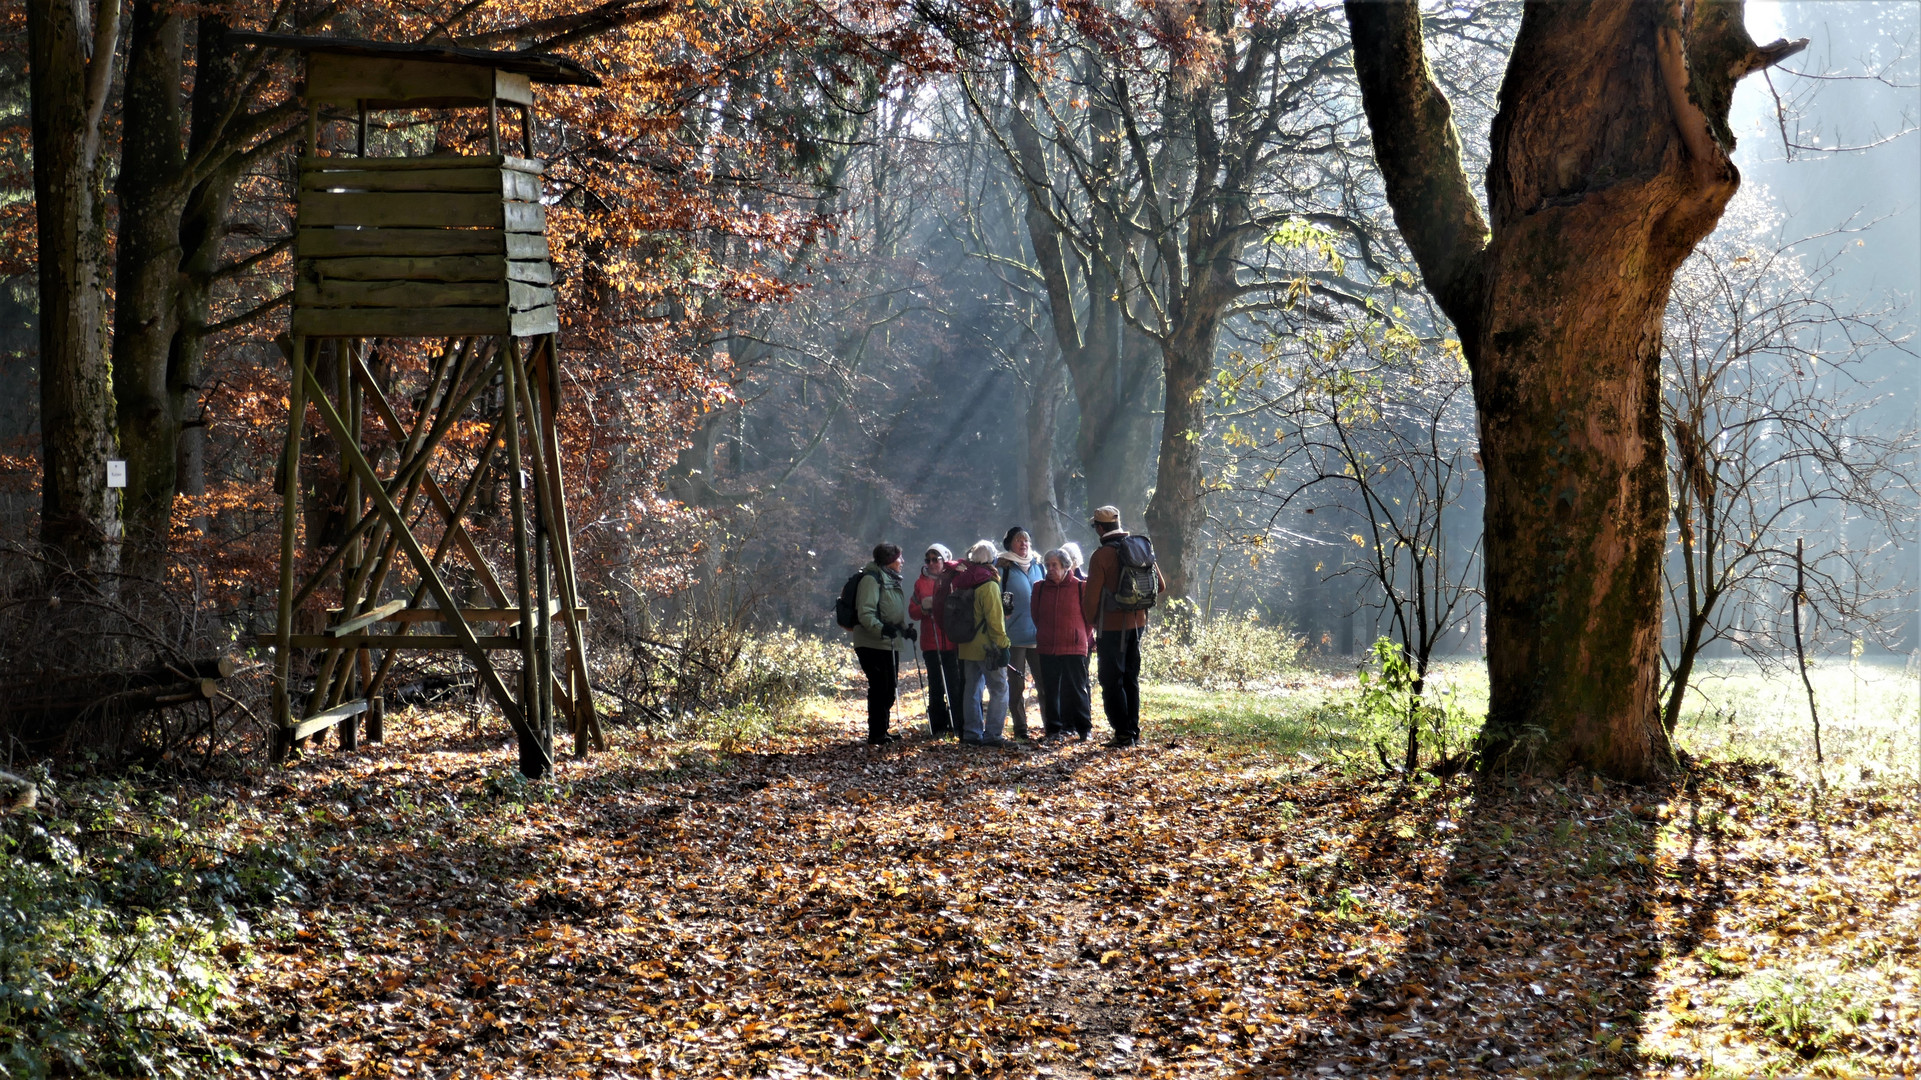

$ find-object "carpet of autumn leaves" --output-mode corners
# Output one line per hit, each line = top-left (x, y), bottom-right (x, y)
(204, 698), (1921, 1079)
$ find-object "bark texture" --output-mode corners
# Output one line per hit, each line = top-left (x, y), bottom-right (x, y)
(112, 0), (188, 569)
(29, 0), (123, 577)
(1345, 0), (1805, 777)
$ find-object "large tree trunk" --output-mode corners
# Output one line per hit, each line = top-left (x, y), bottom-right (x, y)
(1144, 313), (1223, 603)
(1022, 348), (1065, 551)
(1070, 325), (1158, 531)
(1346, 0), (1804, 778)
(29, 0), (123, 578)
(112, 0), (188, 576)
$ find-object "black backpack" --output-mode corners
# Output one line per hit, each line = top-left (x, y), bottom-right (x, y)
(939, 584), (984, 645)
(1105, 535), (1159, 612)
(834, 568), (880, 631)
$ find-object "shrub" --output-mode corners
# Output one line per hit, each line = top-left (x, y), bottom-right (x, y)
(1142, 607), (1305, 690)
(599, 616), (847, 745)
(0, 771), (302, 1078)
(722, 627), (844, 714)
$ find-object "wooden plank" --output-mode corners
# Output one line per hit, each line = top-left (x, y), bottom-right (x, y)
(506, 233), (549, 261)
(506, 260), (553, 284)
(257, 634), (523, 650)
(323, 606), (587, 623)
(494, 70), (533, 107)
(508, 280), (553, 311)
(298, 227), (508, 259)
(300, 254), (510, 282)
(296, 278), (508, 309)
(293, 306), (510, 338)
(303, 153), (519, 172)
(511, 306), (559, 337)
(298, 191), (506, 229)
(301, 168), (537, 200)
(308, 54), (495, 108)
(290, 698), (371, 743)
(326, 599), (408, 637)
(502, 201), (545, 233)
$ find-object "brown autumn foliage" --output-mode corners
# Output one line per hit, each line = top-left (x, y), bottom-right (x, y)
(0, 0), (944, 609)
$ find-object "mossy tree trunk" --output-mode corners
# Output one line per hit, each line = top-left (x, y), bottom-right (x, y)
(29, 0), (124, 580)
(1345, 0), (1805, 778)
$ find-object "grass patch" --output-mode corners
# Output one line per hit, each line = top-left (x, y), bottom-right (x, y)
(1672, 657), (1921, 783)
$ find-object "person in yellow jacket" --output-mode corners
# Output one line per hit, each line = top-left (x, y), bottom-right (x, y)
(953, 539), (1012, 747)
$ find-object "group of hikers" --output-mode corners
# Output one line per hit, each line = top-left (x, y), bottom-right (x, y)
(836, 505), (1166, 749)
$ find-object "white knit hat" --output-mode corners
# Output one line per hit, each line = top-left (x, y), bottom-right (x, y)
(965, 539), (998, 564)
(925, 542), (953, 561)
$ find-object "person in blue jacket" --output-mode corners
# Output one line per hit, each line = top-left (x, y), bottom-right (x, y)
(996, 526), (1045, 742)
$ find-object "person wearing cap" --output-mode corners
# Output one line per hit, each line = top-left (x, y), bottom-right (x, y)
(912, 544), (964, 737)
(953, 539), (1013, 747)
(996, 526), (1045, 742)
(1080, 506), (1165, 747)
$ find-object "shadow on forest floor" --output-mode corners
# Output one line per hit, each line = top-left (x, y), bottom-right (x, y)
(209, 697), (1920, 1079)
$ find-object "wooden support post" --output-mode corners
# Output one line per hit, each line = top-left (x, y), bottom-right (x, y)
(272, 336), (309, 751)
(509, 340), (556, 750)
(368, 695), (385, 743)
(501, 337), (549, 769)
(514, 336), (589, 750)
(532, 337), (603, 751)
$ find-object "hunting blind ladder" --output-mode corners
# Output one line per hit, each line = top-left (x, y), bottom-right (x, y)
(240, 33), (604, 777)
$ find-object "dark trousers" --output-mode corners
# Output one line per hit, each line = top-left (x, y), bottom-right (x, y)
(1038, 652), (1092, 737)
(924, 648), (961, 734)
(855, 646), (898, 742)
(1096, 628), (1143, 742)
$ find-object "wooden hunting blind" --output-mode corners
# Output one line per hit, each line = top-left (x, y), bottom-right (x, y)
(239, 33), (604, 777)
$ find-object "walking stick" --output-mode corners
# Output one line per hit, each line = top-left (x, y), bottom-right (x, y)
(914, 645), (927, 733)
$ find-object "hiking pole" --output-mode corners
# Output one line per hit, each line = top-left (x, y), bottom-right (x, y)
(914, 646), (927, 734)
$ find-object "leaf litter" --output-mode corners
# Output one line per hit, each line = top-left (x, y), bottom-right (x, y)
(210, 705), (1921, 1078)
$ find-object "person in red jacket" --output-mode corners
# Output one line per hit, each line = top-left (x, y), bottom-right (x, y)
(911, 544), (964, 737)
(1080, 505), (1166, 747)
(1032, 548), (1095, 741)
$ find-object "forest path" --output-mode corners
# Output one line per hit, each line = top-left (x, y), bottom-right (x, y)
(213, 703), (1921, 1078)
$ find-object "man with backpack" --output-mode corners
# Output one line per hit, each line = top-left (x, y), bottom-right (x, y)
(1080, 506), (1165, 748)
(837, 543), (915, 746)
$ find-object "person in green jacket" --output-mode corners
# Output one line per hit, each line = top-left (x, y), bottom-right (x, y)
(953, 539), (1012, 747)
(850, 543), (913, 745)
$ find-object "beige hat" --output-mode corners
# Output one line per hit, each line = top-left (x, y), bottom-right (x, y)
(1090, 505), (1122, 529)
(965, 539), (998, 564)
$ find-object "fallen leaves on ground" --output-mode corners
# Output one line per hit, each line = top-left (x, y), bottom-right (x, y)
(208, 706), (1921, 1078)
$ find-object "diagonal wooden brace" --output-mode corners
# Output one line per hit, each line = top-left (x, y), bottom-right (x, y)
(294, 351), (544, 762)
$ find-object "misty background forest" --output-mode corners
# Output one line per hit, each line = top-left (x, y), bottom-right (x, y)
(3, 0), (1921, 1077)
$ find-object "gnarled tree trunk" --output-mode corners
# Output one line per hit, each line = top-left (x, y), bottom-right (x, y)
(1345, 0), (1804, 777)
